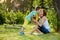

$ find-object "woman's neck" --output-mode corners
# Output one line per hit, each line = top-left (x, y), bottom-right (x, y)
(40, 16), (43, 18)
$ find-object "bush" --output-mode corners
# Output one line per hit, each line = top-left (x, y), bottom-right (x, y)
(0, 3), (7, 24)
(47, 8), (57, 32)
(15, 11), (24, 24)
(0, 13), (5, 24)
(1, 10), (24, 24)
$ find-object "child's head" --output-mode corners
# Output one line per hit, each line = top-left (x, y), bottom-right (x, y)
(36, 7), (40, 13)
(39, 8), (46, 18)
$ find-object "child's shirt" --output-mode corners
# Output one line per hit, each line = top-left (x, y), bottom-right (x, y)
(26, 10), (37, 21)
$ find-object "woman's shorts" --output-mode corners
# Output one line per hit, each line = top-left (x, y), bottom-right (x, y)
(38, 25), (50, 34)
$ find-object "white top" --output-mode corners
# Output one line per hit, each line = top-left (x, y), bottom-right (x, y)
(39, 17), (50, 32)
(43, 19), (50, 32)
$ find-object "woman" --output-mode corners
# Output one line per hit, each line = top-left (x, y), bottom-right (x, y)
(29, 8), (51, 34)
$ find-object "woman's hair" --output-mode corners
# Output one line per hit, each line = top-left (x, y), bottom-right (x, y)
(43, 9), (46, 16)
(40, 6), (46, 16)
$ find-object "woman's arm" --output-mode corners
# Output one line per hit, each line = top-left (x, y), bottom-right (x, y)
(33, 17), (46, 27)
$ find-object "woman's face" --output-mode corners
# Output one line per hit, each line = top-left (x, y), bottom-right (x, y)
(39, 9), (44, 18)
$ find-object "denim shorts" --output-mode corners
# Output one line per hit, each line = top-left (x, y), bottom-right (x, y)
(38, 25), (50, 34)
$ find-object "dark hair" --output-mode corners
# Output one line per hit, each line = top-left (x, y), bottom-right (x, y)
(43, 9), (46, 16)
(36, 7), (40, 11)
(40, 6), (48, 10)
(41, 6), (45, 9)
(40, 6), (46, 16)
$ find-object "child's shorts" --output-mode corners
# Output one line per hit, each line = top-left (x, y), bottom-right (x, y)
(38, 25), (50, 34)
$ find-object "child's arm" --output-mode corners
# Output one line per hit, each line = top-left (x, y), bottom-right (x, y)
(31, 15), (36, 22)
(33, 17), (46, 27)
(36, 14), (39, 21)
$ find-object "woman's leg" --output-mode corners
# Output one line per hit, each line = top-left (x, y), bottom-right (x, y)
(29, 25), (38, 34)
(29, 25), (43, 34)
(36, 28), (44, 34)
(38, 25), (50, 34)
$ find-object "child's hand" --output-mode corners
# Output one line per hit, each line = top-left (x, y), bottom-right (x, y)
(33, 19), (36, 22)
(32, 19), (37, 23)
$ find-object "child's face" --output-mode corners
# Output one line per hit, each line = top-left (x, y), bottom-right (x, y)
(37, 9), (40, 13)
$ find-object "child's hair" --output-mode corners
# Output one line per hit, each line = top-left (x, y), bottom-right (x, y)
(36, 7), (40, 11)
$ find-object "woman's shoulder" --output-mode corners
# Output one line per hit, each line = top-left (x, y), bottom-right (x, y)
(40, 16), (47, 22)
(42, 16), (47, 19)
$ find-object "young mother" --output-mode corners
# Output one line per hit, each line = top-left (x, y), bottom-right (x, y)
(30, 8), (51, 34)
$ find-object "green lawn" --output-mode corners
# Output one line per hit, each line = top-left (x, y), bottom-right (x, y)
(0, 24), (60, 40)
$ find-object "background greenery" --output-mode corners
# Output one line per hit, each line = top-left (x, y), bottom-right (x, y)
(0, 4), (57, 32)
(0, 0), (59, 40)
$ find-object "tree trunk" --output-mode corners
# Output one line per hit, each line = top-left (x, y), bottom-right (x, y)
(53, 0), (60, 32)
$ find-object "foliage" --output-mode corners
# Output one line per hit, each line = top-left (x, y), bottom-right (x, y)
(0, 0), (57, 31)
(33, 0), (40, 8)
(4, 10), (24, 24)
(0, 13), (5, 24)
(15, 11), (24, 24)
(47, 8), (57, 31)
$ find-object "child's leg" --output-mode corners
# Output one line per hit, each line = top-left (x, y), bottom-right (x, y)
(23, 18), (29, 28)
(20, 18), (29, 35)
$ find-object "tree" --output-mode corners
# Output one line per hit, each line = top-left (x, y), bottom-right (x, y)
(53, 0), (60, 32)
(19, 0), (34, 13)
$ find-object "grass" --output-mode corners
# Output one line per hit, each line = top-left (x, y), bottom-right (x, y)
(0, 24), (60, 40)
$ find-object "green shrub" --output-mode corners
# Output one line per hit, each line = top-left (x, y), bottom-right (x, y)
(0, 13), (5, 24)
(0, 3), (7, 24)
(47, 8), (57, 32)
(15, 11), (24, 24)
(2, 10), (24, 24)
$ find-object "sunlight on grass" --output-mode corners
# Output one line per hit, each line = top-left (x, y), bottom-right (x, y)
(0, 24), (60, 40)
